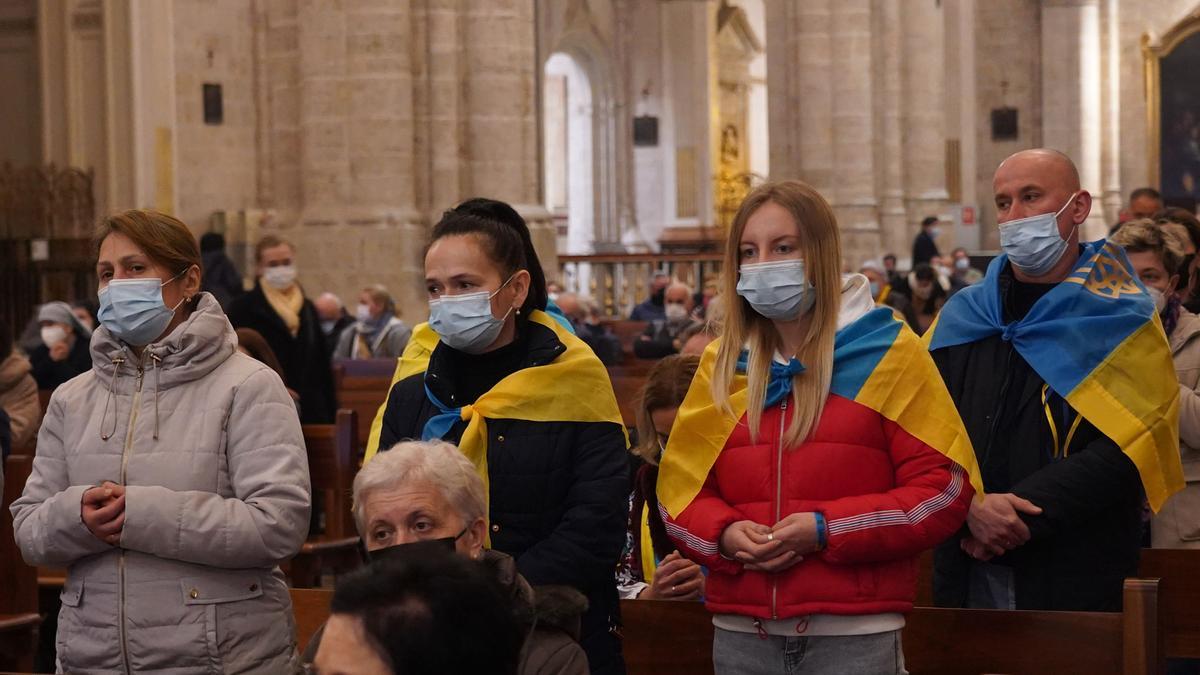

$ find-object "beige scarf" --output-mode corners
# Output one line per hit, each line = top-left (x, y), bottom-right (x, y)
(262, 282), (303, 336)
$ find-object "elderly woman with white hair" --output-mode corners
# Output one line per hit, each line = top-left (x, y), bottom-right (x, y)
(305, 440), (589, 675)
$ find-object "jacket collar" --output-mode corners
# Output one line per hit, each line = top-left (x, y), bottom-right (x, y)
(425, 319), (566, 404)
(1171, 307), (1200, 355)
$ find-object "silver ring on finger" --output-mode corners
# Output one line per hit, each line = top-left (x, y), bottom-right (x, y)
(766, 532), (774, 542)
(671, 585), (677, 594)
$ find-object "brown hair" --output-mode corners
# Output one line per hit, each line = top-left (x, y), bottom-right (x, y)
(93, 209), (202, 280)
(362, 284), (397, 317)
(1110, 218), (1186, 276)
(633, 354), (701, 464)
(254, 234), (294, 263)
(713, 180), (842, 448)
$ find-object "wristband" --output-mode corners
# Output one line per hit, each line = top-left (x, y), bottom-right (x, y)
(814, 512), (827, 550)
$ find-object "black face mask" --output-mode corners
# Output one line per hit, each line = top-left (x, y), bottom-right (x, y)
(365, 526), (468, 564)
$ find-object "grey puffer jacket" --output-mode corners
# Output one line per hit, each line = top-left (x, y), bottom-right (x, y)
(11, 293), (311, 674)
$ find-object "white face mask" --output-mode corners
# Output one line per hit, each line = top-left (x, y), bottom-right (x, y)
(262, 265), (297, 290)
(355, 303), (373, 324)
(665, 303), (689, 322)
(1148, 287), (1168, 313)
(41, 325), (67, 348)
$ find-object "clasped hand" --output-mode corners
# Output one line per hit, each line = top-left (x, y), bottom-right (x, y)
(81, 481), (126, 546)
(719, 513), (819, 574)
(960, 492), (1042, 561)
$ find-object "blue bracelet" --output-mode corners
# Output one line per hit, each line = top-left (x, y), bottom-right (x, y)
(814, 512), (827, 550)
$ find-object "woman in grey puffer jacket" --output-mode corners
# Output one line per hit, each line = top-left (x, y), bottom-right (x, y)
(11, 209), (312, 674)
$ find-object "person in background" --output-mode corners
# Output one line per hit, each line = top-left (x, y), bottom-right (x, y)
(314, 548), (526, 675)
(1110, 187), (1165, 234)
(366, 198), (629, 674)
(912, 215), (942, 268)
(199, 232), (245, 309)
(1156, 208), (1200, 312)
(1109, 220), (1200, 550)
(11, 208), (311, 673)
(555, 293), (621, 366)
(633, 282), (699, 360)
(314, 291), (356, 345)
(0, 328), (40, 451)
(902, 263), (948, 336)
(227, 234), (336, 423)
(660, 180), (974, 674)
(70, 300), (98, 333)
(859, 260), (909, 315)
(616, 355), (705, 601)
(335, 285), (412, 360)
(630, 272), (671, 322)
(950, 247), (984, 287)
(928, 149), (1180, 612)
(235, 327), (301, 405)
(882, 253), (904, 290)
(306, 440), (589, 674)
(677, 297), (722, 357)
(28, 301), (93, 390)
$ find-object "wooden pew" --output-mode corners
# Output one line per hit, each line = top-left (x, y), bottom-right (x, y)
(290, 588), (333, 656)
(1, 455), (41, 672)
(332, 359), (396, 457)
(606, 363), (654, 429)
(904, 578), (1159, 675)
(619, 579), (1160, 675)
(289, 409), (363, 588)
(1138, 548), (1200, 663)
(601, 320), (649, 365)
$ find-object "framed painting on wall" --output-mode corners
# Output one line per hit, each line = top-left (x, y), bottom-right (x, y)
(1144, 11), (1200, 211)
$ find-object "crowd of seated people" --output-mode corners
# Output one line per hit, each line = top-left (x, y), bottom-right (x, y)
(2, 150), (1199, 675)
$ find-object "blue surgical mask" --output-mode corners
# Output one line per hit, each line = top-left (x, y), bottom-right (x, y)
(999, 193), (1078, 277)
(736, 260), (814, 320)
(429, 276), (515, 354)
(97, 270), (189, 346)
(869, 281), (881, 298)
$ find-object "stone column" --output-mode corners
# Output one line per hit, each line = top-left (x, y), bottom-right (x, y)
(1041, 0), (1106, 239)
(877, 0), (907, 258)
(766, 0), (834, 192)
(1100, 0), (1122, 225)
(901, 0), (948, 244)
(830, 0), (880, 264)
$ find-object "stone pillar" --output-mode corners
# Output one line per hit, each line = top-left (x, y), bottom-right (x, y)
(766, 0), (834, 192)
(1100, 0), (1122, 225)
(1041, 0), (1106, 239)
(830, 0), (879, 264)
(877, 0), (907, 259)
(901, 0), (948, 244)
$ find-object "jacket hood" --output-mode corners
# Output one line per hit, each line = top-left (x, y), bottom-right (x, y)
(0, 351), (32, 390)
(482, 549), (586, 640)
(838, 273), (878, 330)
(91, 292), (236, 390)
(1171, 308), (1200, 355)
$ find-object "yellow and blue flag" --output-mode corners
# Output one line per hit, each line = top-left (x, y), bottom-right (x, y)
(925, 240), (1183, 511)
(658, 307), (982, 518)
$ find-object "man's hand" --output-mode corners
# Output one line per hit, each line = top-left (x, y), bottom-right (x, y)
(640, 551), (705, 601)
(966, 493), (1042, 557)
(81, 481), (126, 546)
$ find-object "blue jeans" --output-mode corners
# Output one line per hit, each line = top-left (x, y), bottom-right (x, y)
(712, 628), (907, 675)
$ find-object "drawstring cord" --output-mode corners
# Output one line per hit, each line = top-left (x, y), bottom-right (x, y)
(99, 355), (126, 441)
(151, 354), (162, 440)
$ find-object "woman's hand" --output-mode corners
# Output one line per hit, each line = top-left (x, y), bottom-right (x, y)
(768, 512), (819, 556)
(640, 551), (705, 601)
(720, 520), (797, 571)
(81, 481), (126, 546)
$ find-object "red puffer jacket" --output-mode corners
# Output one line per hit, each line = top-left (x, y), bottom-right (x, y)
(662, 393), (972, 620)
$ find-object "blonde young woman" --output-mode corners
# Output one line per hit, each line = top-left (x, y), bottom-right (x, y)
(657, 181), (977, 674)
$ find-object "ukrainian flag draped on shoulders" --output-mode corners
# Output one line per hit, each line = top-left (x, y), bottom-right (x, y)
(925, 240), (1183, 511)
(363, 310), (626, 509)
(657, 305), (984, 519)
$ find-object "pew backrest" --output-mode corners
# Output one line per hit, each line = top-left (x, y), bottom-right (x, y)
(1138, 547), (1200, 660)
(290, 588), (333, 656)
(301, 409), (359, 538)
(0, 455), (36, 614)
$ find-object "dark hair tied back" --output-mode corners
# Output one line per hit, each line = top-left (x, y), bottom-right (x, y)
(431, 198), (549, 317)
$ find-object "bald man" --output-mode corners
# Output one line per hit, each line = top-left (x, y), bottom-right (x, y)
(927, 149), (1149, 613)
(633, 282), (697, 359)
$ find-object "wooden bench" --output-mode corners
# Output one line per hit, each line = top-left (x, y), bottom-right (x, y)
(606, 363), (654, 429)
(618, 579), (1160, 675)
(290, 588), (333, 656)
(1138, 548), (1200, 664)
(1, 455), (40, 672)
(600, 320), (649, 365)
(332, 359), (395, 457)
(289, 409), (363, 588)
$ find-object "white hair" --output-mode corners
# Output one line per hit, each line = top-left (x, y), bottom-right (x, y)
(352, 440), (487, 535)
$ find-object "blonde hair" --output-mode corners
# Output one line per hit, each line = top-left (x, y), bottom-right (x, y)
(712, 180), (842, 448)
(1110, 218), (1186, 276)
(633, 355), (701, 464)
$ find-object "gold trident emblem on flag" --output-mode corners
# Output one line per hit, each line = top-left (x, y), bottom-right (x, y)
(1084, 245), (1142, 299)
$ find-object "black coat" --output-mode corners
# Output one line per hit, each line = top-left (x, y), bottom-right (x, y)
(29, 334), (92, 390)
(929, 267), (1143, 612)
(201, 251), (245, 309)
(912, 230), (941, 267)
(226, 282), (336, 424)
(377, 321), (629, 675)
